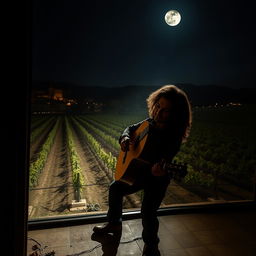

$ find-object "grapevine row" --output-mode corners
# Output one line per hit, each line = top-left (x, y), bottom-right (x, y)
(65, 116), (85, 200)
(78, 115), (121, 139)
(30, 115), (53, 131)
(29, 117), (61, 187)
(86, 113), (145, 130)
(71, 116), (117, 176)
(75, 116), (120, 154)
(30, 116), (55, 144)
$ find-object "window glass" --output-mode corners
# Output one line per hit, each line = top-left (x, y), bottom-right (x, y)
(28, 100), (255, 220)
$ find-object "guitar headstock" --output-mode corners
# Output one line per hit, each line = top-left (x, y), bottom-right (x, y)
(163, 160), (188, 181)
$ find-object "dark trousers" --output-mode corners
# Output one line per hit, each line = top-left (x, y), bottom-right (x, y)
(107, 175), (170, 245)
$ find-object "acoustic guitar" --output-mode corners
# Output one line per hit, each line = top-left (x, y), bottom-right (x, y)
(115, 120), (187, 185)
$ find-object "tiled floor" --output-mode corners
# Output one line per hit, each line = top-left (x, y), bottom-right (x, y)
(27, 209), (256, 256)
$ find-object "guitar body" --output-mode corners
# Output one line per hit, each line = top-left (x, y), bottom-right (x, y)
(115, 120), (150, 185)
(115, 120), (188, 186)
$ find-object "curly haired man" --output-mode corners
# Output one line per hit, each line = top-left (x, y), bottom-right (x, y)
(93, 85), (192, 256)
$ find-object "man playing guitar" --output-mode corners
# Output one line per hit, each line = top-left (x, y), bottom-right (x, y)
(93, 85), (192, 256)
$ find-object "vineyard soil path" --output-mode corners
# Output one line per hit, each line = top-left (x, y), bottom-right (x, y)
(71, 120), (142, 211)
(29, 120), (73, 218)
(70, 123), (111, 210)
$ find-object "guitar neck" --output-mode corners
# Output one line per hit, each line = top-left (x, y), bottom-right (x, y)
(137, 158), (184, 171)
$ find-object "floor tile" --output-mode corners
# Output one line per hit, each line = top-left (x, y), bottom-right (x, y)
(160, 215), (189, 234)
(159, 234), (182, 250)
(185, 246), (214, 256)
(161, 248), (189, 256)
(192, 230), (223, 245)
(172, 231), (203, 248)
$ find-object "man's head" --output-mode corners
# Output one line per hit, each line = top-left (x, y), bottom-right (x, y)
(146, 85), (192, 141)
(151, 96), (172, 124)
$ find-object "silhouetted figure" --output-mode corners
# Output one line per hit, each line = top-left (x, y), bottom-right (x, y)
(93, 85), (192, 256)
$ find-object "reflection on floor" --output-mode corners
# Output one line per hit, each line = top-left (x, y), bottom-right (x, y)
(27, 209), (256, 256)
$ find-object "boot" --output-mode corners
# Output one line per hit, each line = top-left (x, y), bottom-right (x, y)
(93, 222), (122, 234)
(142, 243), (161, 256)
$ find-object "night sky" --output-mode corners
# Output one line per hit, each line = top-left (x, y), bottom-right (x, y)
(31, 0), (256, 88)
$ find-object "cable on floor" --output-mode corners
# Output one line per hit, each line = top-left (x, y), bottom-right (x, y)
(28, 236), (143, 256)
(67, 236), (143, 256)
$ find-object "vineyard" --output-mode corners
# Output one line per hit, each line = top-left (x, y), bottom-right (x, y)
(28, 105), (256, 219)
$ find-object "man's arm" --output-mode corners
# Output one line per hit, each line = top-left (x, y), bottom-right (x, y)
(119, 119), (150, 151)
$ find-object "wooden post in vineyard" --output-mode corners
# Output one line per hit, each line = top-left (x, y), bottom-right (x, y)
(74, 173), (81, 202)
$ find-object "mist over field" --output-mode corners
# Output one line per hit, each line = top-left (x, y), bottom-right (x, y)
(31, 83), (256, 115)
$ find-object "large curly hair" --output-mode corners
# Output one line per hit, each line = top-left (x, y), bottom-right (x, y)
(146, 85), (192, 142)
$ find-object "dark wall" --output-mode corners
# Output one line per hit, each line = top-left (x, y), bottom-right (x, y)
(7, 71), (29, 255)
(7, 2), (31, 255)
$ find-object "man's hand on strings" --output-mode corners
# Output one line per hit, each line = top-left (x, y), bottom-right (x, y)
(151, 161), (166, 176)
(120, 136), (130, 152)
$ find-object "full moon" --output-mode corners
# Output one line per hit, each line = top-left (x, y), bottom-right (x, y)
(165, 10), (181, 26)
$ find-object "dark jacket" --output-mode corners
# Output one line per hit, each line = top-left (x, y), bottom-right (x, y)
(119, 118), (182, 165)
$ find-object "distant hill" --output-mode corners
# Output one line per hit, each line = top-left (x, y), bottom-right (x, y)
(31, 81), (256, 113)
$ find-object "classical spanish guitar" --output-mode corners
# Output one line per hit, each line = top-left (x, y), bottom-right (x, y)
(115, 120), (188, 185)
